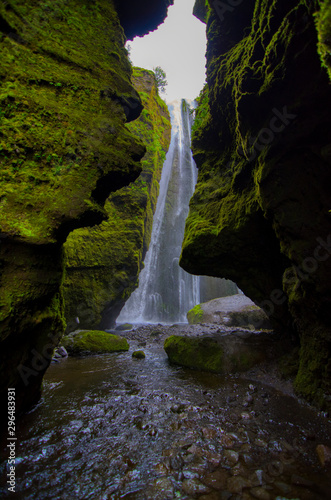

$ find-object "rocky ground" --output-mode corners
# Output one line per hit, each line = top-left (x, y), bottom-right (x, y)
(113, 323), (294, 397)
(10, 322), (330, 500)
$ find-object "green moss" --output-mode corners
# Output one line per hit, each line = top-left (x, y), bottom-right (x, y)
(315, 0), (331, 80)
(181, 0), (331, 408)
(187, 304), (204, 324)
(0, 1), (147, 415)
(63, 67), (171, 329)
(62, 330), (129, 355)
(0, 0), (144, 244)
(294, 333), (331, 409)
(164, 335), (224, 372)
(132, 350), (146, 359)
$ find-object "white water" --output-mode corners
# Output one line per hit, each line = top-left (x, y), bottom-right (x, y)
(118, 99), (237, 324)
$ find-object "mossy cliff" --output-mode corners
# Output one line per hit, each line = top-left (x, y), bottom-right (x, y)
(63, 68), (171, 331)
(0, 1), (169, 417)
(181, 0), (331, 408)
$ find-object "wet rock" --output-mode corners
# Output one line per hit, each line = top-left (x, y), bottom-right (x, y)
(57, 346), (68, 357)
(249, 470), (265, 487)
(182, 478), (212, 496)
(250, 486), (270, 500)
(316, 444), (331, 467)
(220, 433), (239, 449)
(267, 461), (284, 477)
(187, 295), (271, 329)
(241, 412), (252, 421)
(227, 475), (251, 494)
(115, 323), (133, 331)
(224, 449), (239, 466)
(274, 481), (292, 495)
(182, 469), (199, 480)
(202, 427), (218, 439)
(291, 474), (314, 487)
(146, 477), (175, 500)
(200, 493), (225, 500)
(254, 438), (268, 448)
(132, 350), (146, 359)
(164, 330), (278, 374)
(170, 454), (184, 471)
(62, 330), (129, 355)
(202, 468), (228, 490)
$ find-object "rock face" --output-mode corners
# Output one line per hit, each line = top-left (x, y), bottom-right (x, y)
(181, 1), (331, 408)
(63, 68), (171, 331)
(0, 1), (169, 417)
(187, 294), (271, 329)
(115, 0), (173, 40)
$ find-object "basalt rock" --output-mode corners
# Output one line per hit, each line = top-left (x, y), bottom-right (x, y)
(164, 330), (282, 374)
(114, 0), (173, 40)
(187, 294), (271, 330)
(181, 0), (331, 409)
(63, 68), (171, 331)
(63, 330), (129, 356)
(0, 1), (169, 418)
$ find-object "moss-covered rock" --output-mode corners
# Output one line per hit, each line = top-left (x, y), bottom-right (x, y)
(63, 330), (129, 355)
(187, 294), (271, 329)
(0, 1), (170, 417)
(182, 0), (331, 409)
(165, 336), (224, 372)
(187, 304), (204, 324)
(132, 350), (146, 359)
(164, 330), (280, 374)
(63, 68), (171, 331)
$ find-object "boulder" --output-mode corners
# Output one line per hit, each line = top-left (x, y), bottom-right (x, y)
(187, 294), (271, 329)
(62, 330), (129, 356)
(164, 329), (281, 374)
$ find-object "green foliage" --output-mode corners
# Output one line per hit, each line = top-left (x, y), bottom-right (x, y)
(153, 66), (168, 93)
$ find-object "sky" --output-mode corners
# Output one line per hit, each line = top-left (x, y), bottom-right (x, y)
(127, 0), (207, 103)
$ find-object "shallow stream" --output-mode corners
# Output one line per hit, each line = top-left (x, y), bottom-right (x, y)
(1, 325), (331, 499)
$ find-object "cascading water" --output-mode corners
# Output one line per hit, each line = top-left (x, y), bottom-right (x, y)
(118, 99), (237, 324)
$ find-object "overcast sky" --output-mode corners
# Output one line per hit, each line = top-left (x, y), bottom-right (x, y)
(127, 0), (207, 102)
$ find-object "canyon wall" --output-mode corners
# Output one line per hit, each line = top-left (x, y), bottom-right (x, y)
(0, 0), (171, 416)
(181, 0), (331, 408)
(63, 68), (171, 331)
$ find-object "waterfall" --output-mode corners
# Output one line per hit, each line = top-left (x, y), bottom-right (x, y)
(118, 99), (237, 325)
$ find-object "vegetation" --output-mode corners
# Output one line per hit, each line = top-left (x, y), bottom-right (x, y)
(62, 330), (129, 355)
(153, 66), (168, 93)
(63, 68), (171, 330)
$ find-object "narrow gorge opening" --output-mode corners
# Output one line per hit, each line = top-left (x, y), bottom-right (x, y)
(117, 0), (238, 325)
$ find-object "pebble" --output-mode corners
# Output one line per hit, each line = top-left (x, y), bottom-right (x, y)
(202, 427), (218, 439)
(221, 433), (238, 449)
(202, 469), (228, 490)
(224, 449), (239, 465)
(274, 481), (291, 495)
(147, 477), (174, 500)
(250, 486), (270, 500)
(316, 444), (331, 467)
(182, 478), (211, 495)
(267, 460), (283, 477)
(227, 475), (251, 494)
